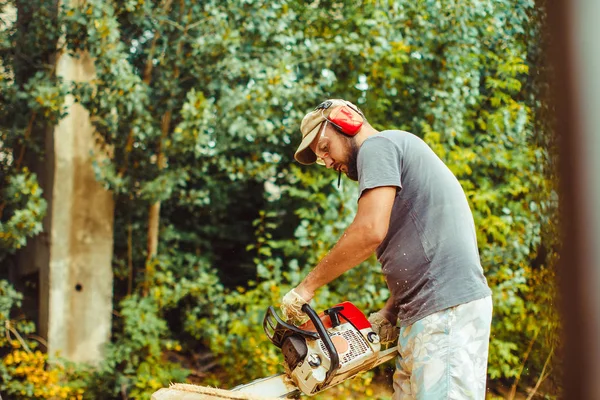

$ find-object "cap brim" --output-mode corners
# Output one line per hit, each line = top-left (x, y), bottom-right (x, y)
(294, 123), (321, 165)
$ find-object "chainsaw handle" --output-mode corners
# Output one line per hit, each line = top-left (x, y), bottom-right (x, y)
(301, 304), (340, 391)
(263, 306), (319, 348)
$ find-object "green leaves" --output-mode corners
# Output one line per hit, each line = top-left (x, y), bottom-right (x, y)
(0, 169), (46, 254)
(0, 0), (559, 397)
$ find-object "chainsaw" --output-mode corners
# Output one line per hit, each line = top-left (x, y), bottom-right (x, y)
(231, 301), (397, 398)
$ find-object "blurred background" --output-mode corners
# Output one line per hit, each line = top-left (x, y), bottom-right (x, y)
(0, 0), (578, 399)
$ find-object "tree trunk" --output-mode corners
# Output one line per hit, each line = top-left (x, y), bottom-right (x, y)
(144, 1), (188, 295)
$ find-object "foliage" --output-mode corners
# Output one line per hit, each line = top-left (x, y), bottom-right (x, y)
(1, 347), (86, 400)
(83, 294), (190, 399)
(0, 169), (46, 257)
(0, 279), (34, 350)
(0, 280), (86, 399)
(0, 0), (559, 398)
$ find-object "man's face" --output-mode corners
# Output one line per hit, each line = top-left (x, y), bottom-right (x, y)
(309, 122), (360, 181)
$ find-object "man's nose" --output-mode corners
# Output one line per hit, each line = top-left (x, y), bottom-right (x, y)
(324, 157), (334, 169)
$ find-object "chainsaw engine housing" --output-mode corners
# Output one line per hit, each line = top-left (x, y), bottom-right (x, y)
(264, 302), (383, 396)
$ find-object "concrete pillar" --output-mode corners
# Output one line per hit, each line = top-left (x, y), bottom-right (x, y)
(46, 48), (114, 364)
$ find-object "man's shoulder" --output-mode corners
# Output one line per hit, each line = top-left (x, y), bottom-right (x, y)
(363, 130), (418, 145)
(372, 130), (434, 155)
(361, 130), (420, 152)
(362, 130), (398, 146)
(358, 131), (407, 161)
(379, 129), (419, 140)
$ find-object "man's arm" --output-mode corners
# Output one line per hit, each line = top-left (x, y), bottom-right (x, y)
(379, 295), (400, 323)
(295, 186), (397, 300)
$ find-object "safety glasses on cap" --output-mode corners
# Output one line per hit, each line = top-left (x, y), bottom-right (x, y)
(314, 120), (330, 166)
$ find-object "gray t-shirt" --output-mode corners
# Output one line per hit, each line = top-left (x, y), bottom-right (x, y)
(357, 130), (491, 327)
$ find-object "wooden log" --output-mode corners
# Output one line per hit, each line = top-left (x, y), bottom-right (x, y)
(151, 384), (282, 400)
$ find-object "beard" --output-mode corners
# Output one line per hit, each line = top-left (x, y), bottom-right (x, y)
(342, 135), (360, 181)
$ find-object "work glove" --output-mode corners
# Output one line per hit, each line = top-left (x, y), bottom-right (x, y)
(280, 288), (311, 325)
(368, 311), (400, 345)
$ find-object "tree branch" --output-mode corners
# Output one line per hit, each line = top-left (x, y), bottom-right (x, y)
(509, 329), (539, 400)
(526, 347), (554, 400)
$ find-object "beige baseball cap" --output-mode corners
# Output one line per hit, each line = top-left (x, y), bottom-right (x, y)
(294, 99), (360, 165)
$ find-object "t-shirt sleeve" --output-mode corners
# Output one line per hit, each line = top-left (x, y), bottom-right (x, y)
(358, 136), (403, 199)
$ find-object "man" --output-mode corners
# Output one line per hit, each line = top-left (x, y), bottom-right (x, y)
(281, 99), (493, 399)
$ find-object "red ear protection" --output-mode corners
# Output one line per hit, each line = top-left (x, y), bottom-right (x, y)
(315, 100), (364, 136)
(329, 104), (364, 136)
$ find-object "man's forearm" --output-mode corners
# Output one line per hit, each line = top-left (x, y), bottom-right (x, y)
(297, 221), (382, 297)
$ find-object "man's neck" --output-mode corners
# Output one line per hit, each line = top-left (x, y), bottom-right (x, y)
(354, 125), (380, 148)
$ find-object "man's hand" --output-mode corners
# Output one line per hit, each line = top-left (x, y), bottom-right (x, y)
(280, 287), (313, 324)
(368, 311), (399, 345)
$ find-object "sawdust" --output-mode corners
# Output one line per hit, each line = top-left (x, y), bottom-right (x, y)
(167, 383), (282, 400)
